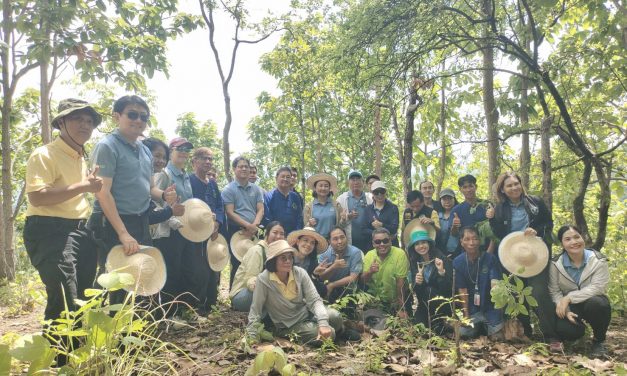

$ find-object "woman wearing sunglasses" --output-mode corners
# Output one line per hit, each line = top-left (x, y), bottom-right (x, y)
(407, 230), (452, 334)
(362, 181), (399, 249)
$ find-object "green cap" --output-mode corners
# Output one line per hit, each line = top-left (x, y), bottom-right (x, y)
(51, 98), (102, 129)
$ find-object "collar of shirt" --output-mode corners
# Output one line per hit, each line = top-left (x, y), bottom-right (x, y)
(348, 191), (365, 200)
(269, 271), (298, 299)
(53, 137), (83, 160)
(563, 249), (592, 269)
(236, 180), (252, 189)
(166, 162), (186, 177)
(313, 198), (330, 206)
(112, 129), (140, 149)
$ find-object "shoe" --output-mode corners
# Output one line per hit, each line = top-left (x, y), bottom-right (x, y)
(549, 341), (564, 353)
(339, 328), (361, 342)
(590, 340), (607, 358)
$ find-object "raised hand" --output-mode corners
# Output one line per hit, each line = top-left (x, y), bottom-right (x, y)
(434, 258), (445, 274)
(308, 217), (318, 226)
(452, 212), (461, 228)
(171, 200), (185, 216)
(486, 203), (495, 219)
(164, 184), (178, 205)
(84, 165), (103, 193)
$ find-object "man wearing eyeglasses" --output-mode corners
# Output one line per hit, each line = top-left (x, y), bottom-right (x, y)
(90, 95), (177, 302)
(361, 228), (409, 319)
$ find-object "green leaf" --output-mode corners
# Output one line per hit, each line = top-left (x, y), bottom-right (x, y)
(83, 288), (104, 297)
(0, 344), (11, 375)
(9, 334), (51, 362)
(281, 363), (296, 376)
(526, 295), (538, 308)
(96, 272), (120, 289)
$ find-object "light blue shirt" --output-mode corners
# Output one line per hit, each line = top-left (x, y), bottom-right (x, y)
(439, 212), (459, 254)
(311, 199), (336, 238)
(563, 249), (593, 284)
(509, 201), (529, 232)
(91, 130), (152, 215)
(318, 244), (363, 282)
(347, 191), (369, 239)
(155, 162), (193, 202)
(221, 180), (264, 224)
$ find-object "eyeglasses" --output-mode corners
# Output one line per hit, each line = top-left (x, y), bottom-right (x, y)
(124, 111), (150, 123)
(373, 238), (390, 245)
(175, 147), (192, 153)
(277, 254), (294, 262)
(373, 190), (386, 195)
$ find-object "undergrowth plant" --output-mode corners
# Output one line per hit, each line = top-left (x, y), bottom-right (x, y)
(491, 273), (538, 318)
(0, 270), (45, 317)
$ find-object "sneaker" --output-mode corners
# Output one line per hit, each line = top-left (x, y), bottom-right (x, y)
(550, 341), (564, 353)
(590, 341), (607, 358)
(339, 328), (361, 342)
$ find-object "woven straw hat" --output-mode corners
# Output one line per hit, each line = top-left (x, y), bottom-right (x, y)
(230, 230), (259, 262)
(306, 173), (338, 194)
(106, 245), (166, 296)
(264, 239), (296, 266)
(498, 231), (549, 277)
(178, 198), (215, 243)
(206, 234), (229, 272)
(286, 227), (328, 254)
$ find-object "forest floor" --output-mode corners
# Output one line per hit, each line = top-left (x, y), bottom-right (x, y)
(1, 275), (626, 375)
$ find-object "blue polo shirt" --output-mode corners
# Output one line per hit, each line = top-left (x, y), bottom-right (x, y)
(190, 173), (225, 226)
(563, 249), (593, 284)
(449, 200), (488, 229)
(347, 191), (369, 242)
(91, 130), (152, 215)
(318, 244), (363, 282)
(263, 188), (304, 234)
(155, 162), (193, 202)
(311, 199), (336, 238)
(221, 180), (264, 224)
(453, 251), (501, 315)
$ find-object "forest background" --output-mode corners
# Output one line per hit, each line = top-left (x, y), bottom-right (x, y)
(0, 0), (625, 373)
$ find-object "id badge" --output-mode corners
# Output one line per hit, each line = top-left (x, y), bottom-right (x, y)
(473, 293), (481, 306)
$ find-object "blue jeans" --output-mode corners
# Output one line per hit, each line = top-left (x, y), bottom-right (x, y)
(231, 288), (254, 312)
(460, 310), (503, 338)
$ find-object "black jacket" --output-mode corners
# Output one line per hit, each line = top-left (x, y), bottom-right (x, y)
(489, 195), (553, 247)
(410, 248), (453, 304)
(363, 200), (400, 247)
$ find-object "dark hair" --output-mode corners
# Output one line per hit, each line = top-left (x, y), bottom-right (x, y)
(557, 224), (582, 243)
(266, 258), (278, 272)
(406, 190), (424, 204)
(457, 174), (477, 187)
(290, 167), (298, 174)
(265, 221), (284, 238)
(293, 235), (320, 274)
(275, 166), (293, 178)
(372, 227), (390, 238)
(419, 181), (434, 190)
(439, 194), (459, 208)
(142, 137), (169, 161)
(460, 226), (479, 239)
(408, 237), (437, 264)
(494, 171), (527, 203)
(365, 174), (380, 184)
(329, 226), (346, 237)
(231, 156), (250, 169)
(113, 95), (150, 115)
(249, 165), (257, 172)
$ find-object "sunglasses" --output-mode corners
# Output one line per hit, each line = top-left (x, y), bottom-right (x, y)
(124, 110), (150, 123)
(373, 238), (390, 245)
(175, 147), (192, 153)
(373, 190), (386, 195)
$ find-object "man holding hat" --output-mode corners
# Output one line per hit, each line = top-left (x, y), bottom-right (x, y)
(24, 99), (102, 340)
(336, 170), (373, 252)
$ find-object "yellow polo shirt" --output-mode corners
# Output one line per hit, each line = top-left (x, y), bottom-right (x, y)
(25, 137), (90, 219)
(269, 271), (298, 300)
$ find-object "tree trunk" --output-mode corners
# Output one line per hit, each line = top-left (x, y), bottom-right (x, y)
(540, 116), (553, 210)
(40, 61), (52, 144)
(373, 104), (382, 177)
(221, 82), (232, 181)
(436, 72), (447, 195)
(403, 87), (420, 198)
(519, 74), (530, 189)
(482, 0), (499, 189)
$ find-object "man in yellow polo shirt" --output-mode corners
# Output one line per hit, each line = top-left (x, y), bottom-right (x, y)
(361, 227), (410, 318)
(24, 98), (103, 327)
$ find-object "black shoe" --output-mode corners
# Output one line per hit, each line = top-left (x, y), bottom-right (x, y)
(339, 328), (361, 342)
(590, 340), (607, 358)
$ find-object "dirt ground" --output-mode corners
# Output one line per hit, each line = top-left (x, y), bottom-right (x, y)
(2, 278), (626, 375)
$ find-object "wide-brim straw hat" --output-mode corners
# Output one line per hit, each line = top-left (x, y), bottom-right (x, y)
(178, 198), (215, 243)
(106, 245), (166, 296)
(498, 231), (549, 278)
(402, 219), (437, 247)
(206, 234), (229, 272)
(286, 227), (328, 253)
(264, 239), (296, 266)
(306, 173), (338, 194)
(230, 230), (259, 262)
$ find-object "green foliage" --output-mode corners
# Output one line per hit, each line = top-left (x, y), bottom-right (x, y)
(491, 273), (538, 318)
(0, 270), (45, 318)
(245, 345), (296, 376)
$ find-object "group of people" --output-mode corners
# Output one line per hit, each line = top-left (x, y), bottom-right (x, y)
(24, 95), (611, 362)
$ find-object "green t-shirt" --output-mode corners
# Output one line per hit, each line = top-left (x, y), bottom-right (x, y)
(363, 246), (409, 304)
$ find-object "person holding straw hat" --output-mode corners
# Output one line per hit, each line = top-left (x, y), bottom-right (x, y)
(303, 173), (347, 239)
(246, 240), (346, 345)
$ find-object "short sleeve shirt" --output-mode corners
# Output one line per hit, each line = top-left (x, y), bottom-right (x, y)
(25, 137), (90, 219)
(155, 162), (193, 202)
(318, 244), (363, 282)
(221, 180), (264, 224)
(311, 199), (337, 239)
(453, 251), (501, 315)
(91, 130), (153, 215)
(363, 246), (409, 303)
(347, 191), (369, 239)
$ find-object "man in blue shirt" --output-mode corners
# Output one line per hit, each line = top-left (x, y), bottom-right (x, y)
(221, 156), (264, 287)
(263, 167), (304, 235)
(450, 174), (493, 252)
(453, 226), (503, 339)
(336, 170), (373, 252)
(316, 227), (363, 304)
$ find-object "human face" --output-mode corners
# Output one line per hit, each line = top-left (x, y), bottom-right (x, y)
(60, 111), (97, 147)
(266, 225), (285, 244)
(560, 228), (585, 256)
(276, 171), (293, 192)
(440, 196), (455, 210)
(290, 171), (298, 188)
(248, 168), (258, 183)
(413, 240), (430, 257)
(420, 182), (435, 200)
(297, 235), (317, 257)
(151, 145), (167, 173)
(208, 170), (217, 181)
(372, 233), (391, 258)
(115, 104), (149, 142)
(366, 178), (379, 191)
(329, 229), (347, 253)
(502, 176), (523, 202)
(193, 152), (213, 176)
(233, 160), (250, 181)
(460, 231), (480, 255)
(460, 182), (477, 201)
(409, 198), (424, 213)
(349, 176), (363, 192)
(314, 180), (331, 199)
(171, 147), (190, 169)
(276, 253), (294, 274)
(372, 189), (386, 203)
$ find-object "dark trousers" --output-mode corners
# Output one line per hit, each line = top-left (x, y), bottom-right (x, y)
(225, 222), (242, 289)
(198, 238), (222, 310)
(554, 295), (611, 342)
(413, 294), (453, 334)
(518, 264), (557, 340)
(23, 216), (97, 321)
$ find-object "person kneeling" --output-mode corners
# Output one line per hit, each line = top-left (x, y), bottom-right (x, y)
(246, 240), (346, 346)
